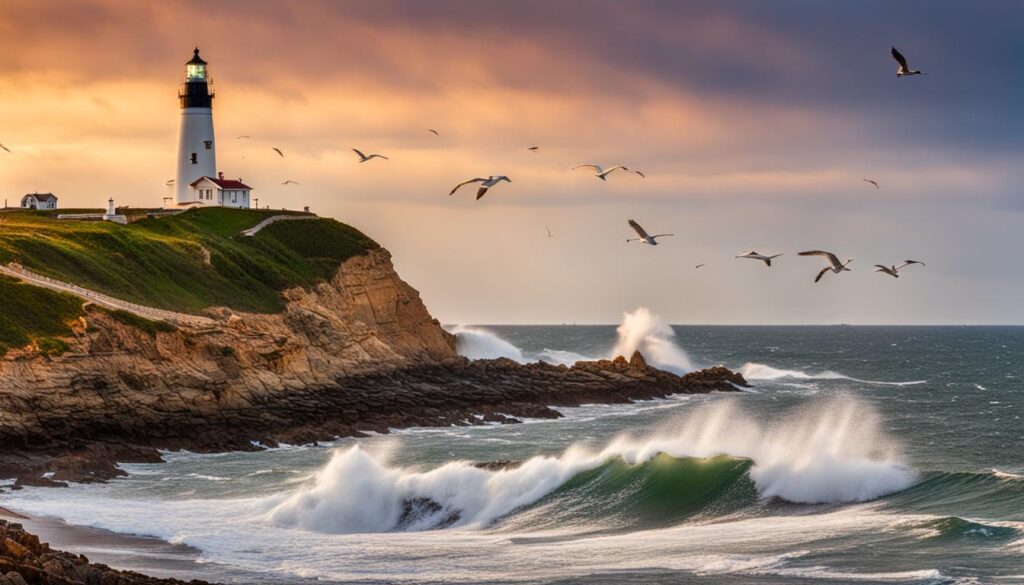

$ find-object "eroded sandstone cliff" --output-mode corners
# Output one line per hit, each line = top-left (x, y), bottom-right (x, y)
(0, 249), (455, 451)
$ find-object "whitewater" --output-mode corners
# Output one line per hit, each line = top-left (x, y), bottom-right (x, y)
(4, 317), (1023, 584)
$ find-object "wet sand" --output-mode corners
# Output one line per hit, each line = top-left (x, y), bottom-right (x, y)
(0, 505), (254, 583)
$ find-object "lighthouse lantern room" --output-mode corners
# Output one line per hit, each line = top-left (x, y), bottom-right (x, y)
(174, 48), (218, 206)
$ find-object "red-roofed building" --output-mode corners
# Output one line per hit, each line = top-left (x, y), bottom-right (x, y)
(188, 172), (253, 208)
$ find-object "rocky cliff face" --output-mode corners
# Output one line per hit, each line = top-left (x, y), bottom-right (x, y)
(0, 249), (455, 449)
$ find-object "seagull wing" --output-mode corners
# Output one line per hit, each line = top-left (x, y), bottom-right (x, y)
(863, 179), (879, 188)
(272, 147), (284, 157)
(235, 135), (251, 139)
(0, 143), (11, 153)
(628, 219), (651, 239)
(351, 148), (367, 160)
(371, 154), (390, 160)
(165, 179), (175, 185)
(651, 234), (674, 238)
(603, 165), (628, 175)
(814, 266), (831, 283)
(799, 250), (842, 268)
(898, 260), (925, 269)
(891, 46), (909, 69)
(476, 186), (490, 200)
(450, 178), (487, 196)
(572, 164), (603, 173)
(427, 129), (439, 135)
(634, 170), (646, 178)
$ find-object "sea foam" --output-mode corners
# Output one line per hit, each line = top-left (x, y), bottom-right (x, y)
(262, 394), (913, 534)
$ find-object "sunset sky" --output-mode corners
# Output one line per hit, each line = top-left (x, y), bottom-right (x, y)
(1, 0), (1021, 324)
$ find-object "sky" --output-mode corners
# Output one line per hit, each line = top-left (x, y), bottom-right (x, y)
(0, 0), (1021, 325)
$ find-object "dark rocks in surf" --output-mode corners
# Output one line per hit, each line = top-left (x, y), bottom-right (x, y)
(0, 519), (212, 585)
(0, 352), (746, 486)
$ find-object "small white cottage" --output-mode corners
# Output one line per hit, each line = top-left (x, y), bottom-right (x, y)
(188, 173), (252, 209)
(21, 193), (58, 210)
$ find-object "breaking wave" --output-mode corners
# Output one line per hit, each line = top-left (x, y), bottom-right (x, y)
(450, 325), (525, 361)
(263, 395), (913, 534)
(740, 363), (927, 386)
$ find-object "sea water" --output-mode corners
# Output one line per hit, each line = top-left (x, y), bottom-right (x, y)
(4, 314), (1023, 584)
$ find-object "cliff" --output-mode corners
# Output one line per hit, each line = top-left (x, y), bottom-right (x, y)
(0, 248), (454, 455)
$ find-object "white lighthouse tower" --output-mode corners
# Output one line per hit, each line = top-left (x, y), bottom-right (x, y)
(174, 48), (217, 205)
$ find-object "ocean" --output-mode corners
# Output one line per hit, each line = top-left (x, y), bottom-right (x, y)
(4, 319), (1023, 584)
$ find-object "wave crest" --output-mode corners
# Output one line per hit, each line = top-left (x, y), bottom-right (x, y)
(263, 395), (913, 534)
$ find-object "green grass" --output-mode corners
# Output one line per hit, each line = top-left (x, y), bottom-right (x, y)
(0, 208), (378, 315)
(0, 275), (84, 355)
(100, 308), (178, 337)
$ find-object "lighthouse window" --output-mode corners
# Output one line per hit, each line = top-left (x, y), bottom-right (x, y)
(203, 141), (212, 150)
(190, 153), (198, 164)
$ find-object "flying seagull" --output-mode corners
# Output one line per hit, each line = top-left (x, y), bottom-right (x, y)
(272, 147), (284, 157)
(863, 179), (879, 188)
(282, 180), (300, 186)
(874, 260), (925, 278)
(695, 264), (705, 269)
(235, 135), (251, 139)
(546, 225), (552, 238)
(891, 46), (923, 77)
(735, 251), (783, 267)
(527, 146), (540, 152)
(449, 175), (511, 200)
(572, 164), (644, 181)
(164, 179), (175, 185)
(427, 129), (440, 136)
(626, 219), (673, 245)
(0, 143), (11, 153)
(352, 148), (389, 163)
(799, 250), (853, 283)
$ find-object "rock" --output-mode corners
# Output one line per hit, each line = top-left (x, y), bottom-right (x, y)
(0, 520), (207, 585)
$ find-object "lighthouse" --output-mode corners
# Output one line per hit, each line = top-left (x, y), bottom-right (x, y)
(174, 48), (217, 205)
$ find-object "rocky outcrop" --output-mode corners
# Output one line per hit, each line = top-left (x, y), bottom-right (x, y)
(0, 519), (210, 585)
(0, 249), (455, 448)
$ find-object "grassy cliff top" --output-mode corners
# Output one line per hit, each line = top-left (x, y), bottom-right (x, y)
(0, 208), (379, 315)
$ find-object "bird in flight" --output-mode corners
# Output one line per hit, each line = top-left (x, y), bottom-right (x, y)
(272, 147), (284, 157)
(235, 135), (251, 139)
(0, 143), (11, 153)
(546, 225), (552, 238)
(164, 179), (175, 185)
(572, 164), (644, 181)
(735, 251), (782, 267)
(427, 129), (440, 136)
(449, 176), (511, 200)
(352, 148), (389, 163)
(874, 260), (925, 278)
(626, 219), (673, 245)
(695, 264), (705, 269)
(862, 179), (879, 188)
(891, 47), (923, 77)
(282, 180), (300, 186)
(527, 146), (540, 152)
(799, 250), (854, 283)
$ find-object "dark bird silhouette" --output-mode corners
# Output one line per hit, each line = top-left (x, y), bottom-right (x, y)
(352, 148), (389, 162)
(891, 46), (923, 77)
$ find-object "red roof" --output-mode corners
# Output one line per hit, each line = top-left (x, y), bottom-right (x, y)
(190, 176), (252, 190)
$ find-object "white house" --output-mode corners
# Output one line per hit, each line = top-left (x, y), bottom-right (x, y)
(189, 174), (253, 209)
(21, 193), (58, 210)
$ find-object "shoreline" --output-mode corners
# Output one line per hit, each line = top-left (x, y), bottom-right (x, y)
(0, 353), (747, 487)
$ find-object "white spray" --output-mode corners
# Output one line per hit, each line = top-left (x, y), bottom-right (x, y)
(611, 307), (694, 373)
(262, 394), (913, 534)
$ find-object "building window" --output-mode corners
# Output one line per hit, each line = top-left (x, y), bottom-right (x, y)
(190, 153), (198, 164)
(203, 140), (212, 150)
